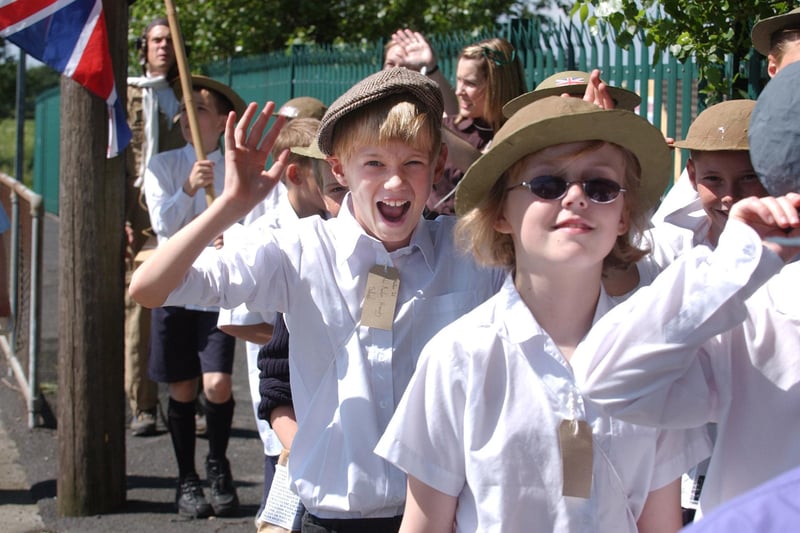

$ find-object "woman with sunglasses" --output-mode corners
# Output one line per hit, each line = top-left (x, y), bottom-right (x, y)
(375, 96), (713, 531)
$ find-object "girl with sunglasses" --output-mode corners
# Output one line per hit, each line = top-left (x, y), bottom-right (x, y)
(375, 96), (713, 532)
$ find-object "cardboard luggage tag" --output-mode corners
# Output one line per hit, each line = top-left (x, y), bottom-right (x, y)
(260, 449), (303, 532)
(558, 419), (594, 499)
(360, 265), (400, 330)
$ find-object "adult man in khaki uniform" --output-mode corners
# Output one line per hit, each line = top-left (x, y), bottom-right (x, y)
(125, 18), (185, 436)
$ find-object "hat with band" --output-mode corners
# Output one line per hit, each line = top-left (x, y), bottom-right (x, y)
(456, 96), (670, 216)
(173, 74), (246, 117)
(749, 60), (800, 196)
(502, 70), (641, 118)
(317, 67), (443, 156)
(673, 99), (755, 152)
(751, 7), (800, 56)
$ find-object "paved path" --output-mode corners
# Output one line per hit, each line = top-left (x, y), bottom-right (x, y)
(0, 214), (266, 532)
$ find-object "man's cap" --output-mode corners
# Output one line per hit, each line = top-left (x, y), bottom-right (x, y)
(673, 99), (755, 152)
(317, 67), (444, 156)
(749, 60), (800, 196)
(290, 141), (326, 160)
(278, 97), (328, 120)
(456, 96), (670, 216)
(502, 70), (641, 118)
(173, 74), (246, 117)
(751, 7), (800, 56)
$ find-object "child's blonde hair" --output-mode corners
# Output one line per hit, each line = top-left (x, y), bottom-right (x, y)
(331, 94), (442, 163)
(455, 141), (651, 273)
(455, 38), (527, 132)
(270, 117), (320, 167)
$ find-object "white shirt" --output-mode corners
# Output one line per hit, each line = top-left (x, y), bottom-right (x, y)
(165, 197), (506, 518)
(217, 181), (295, 457)
(579, 220), (789, 517)
(376, 275), (710, 532)
(144, 144), (225, 245)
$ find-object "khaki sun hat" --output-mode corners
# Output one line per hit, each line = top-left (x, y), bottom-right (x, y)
(173, 74), (246, 117)
(279, 96), (328, 120)
(502, 70), (641, 118)
(673, 99), (755, 152)
(290, 141), (326, 160)
(317, 67), (444, 156)
(751, 7), (800, 56)
(749, 60), (800, 196)
(456, 96), (670, 216)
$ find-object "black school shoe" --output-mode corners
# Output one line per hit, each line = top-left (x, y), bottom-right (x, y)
(206, 456), (239, 516)
(176, 473), (213, 518)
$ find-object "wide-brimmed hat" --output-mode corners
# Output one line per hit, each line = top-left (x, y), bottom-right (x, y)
(673, 99), (755, 152)
(751, 7), (800, 56)
(456, 96), (670, 216)
(317, 67), (443, 156)
(173, 74), (246, 117)
(290, 141), (326, 160)
(502, 70), (641, 118)
(749, 60), (800, 196)
(279, 97), (328, 120)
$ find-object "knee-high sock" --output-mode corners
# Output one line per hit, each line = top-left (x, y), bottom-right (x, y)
(168, 397), (197, 480)
(205, 397), (235, 462)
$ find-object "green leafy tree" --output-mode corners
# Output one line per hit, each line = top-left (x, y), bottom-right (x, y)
(129, 0), (535, 69)
(571, 0), (794, 104)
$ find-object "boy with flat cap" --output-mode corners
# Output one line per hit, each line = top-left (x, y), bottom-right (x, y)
(143, 74), (246, 519)
(131, 67), (504, 531)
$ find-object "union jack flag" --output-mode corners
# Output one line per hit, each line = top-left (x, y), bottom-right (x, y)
(0, 0), (131, 157)
(555, 76), (586, 86)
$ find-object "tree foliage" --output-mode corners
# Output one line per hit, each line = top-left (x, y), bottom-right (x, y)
(571, 0), (794, 104)
(129, 0), (537, 68)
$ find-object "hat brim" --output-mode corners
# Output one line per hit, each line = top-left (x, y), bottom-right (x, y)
(290, 143), (326, 160)
(503, 85), (642, 117)
(173, 75), (247, 118)
(751, 9), (800, 56)
(456, 96), (670, 216)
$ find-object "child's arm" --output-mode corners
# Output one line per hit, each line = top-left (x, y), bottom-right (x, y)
(399, 475), (457, 533)
(579, 194), (800, 427)
(130, 102), (288, 309)
(636, 479), (682, 533)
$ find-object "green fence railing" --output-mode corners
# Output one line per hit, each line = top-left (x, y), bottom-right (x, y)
(34, 17), (768, 215)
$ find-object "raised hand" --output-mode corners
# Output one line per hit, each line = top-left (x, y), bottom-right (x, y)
(730, 193), (800, 262)
(391, 29), (437, 72)
(580, 69), (616, 110)
(222, 102), (288, 216)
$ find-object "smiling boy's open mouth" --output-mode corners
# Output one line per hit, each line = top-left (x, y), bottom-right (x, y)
(378, 200), (410, 223)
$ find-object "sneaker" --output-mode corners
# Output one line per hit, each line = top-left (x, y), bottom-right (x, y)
(206, 457), (239, 516)
(176, 474), (213, 518)
(130, 409), (157, 437)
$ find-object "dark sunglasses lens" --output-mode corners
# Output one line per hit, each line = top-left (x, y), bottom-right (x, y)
(528, 176), (567, 200)
(584, 179), (622, 203)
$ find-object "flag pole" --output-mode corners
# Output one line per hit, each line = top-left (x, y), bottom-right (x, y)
(164, 0), (215, 206)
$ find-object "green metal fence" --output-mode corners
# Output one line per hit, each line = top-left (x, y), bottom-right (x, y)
(34, 18), (768, 215)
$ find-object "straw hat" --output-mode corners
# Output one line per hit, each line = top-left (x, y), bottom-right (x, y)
(751, 7), (800, 56)
(279, 97), (328, 120)
(749, 60), (800, 196)
(173, 74), (246, 117)
(317, 67), (443, 156)
(502, 70), (641, 118)
(456, 96), (670, 216)
(673, 99), (755, 152)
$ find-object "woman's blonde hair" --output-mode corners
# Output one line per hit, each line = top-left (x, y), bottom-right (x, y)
(455, 37), (527, 131)
(331, 94), (442, 163)
(456, 141), (651, 273)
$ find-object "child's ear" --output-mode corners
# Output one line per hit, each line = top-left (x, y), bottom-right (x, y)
(432, 142), (448, 184)
(767, 54), (780, 78)
(617, 205), (630, 236)
(328, 156), (348, 187)
(493, 212), (513, 235)
(686, 158), (699, 191)
(286, 164), (301, 185)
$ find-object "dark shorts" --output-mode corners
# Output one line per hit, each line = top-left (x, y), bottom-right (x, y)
(148, 306), (236, 383)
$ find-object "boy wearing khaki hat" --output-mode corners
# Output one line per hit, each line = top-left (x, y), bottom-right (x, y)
(751, 7), (800, 77)
(131, 67), (504, 531)
(143, 74), (245, 519)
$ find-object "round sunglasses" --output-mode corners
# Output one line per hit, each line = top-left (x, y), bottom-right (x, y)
(509, 176), (627, 204)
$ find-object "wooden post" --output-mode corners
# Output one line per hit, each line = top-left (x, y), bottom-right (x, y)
(57, 0), (127, 515)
